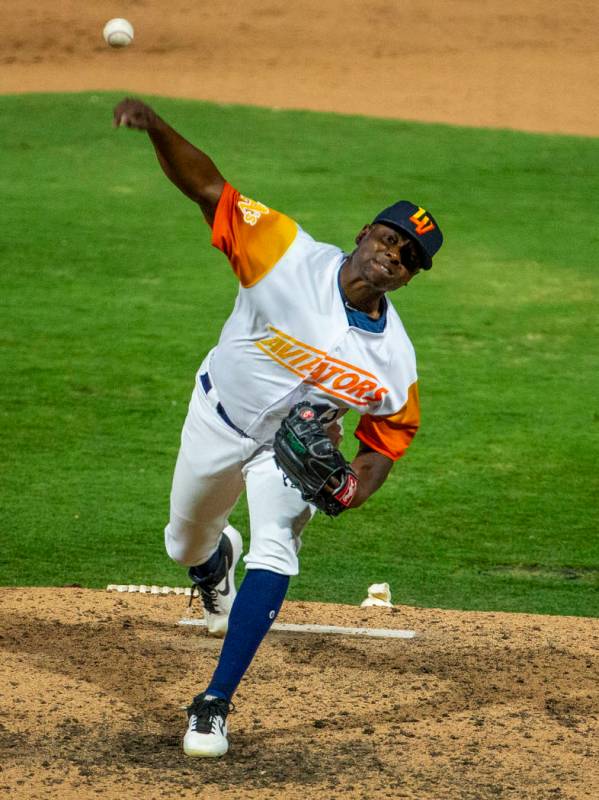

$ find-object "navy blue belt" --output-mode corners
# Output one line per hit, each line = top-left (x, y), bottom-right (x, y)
(200, 372), (248, 438)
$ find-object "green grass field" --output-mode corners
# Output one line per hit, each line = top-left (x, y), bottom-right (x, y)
(1, 92), (598, 616)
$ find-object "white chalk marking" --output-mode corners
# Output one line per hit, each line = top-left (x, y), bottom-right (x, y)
(106, 585), (416, 639)
(107, 584), (192, 596)
(178, 618), (416, 639)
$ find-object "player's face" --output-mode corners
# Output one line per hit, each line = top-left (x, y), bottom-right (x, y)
(354, 224), (422, 291)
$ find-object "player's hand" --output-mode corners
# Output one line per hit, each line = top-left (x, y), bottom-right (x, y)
(325, 421), (343, 449)
(113, 97), (160, 130)
(273, 403), (358, 516)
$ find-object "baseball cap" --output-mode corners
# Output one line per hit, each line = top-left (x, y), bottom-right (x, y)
(372, 201), (443, 269)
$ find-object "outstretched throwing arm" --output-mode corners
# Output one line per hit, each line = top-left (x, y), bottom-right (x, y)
(113, 97), (225, 224)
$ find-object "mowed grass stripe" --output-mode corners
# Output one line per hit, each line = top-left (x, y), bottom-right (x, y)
(1, 92), (598, 616)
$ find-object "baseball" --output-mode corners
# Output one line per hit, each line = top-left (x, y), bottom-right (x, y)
(103, 18), (134, 48)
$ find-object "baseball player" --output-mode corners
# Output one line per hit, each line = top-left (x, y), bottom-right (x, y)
(113, 97), (443, 758)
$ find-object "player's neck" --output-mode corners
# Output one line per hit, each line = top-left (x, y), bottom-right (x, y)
(339, 258), (384, 318)
(344, 291), (384, 319)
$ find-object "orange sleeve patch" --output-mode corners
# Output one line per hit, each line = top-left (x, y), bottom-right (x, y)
(211, 182), (298, 287)
(354, 382), (420, 461)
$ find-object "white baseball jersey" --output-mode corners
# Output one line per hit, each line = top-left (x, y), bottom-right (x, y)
(205, 183), (420, 461)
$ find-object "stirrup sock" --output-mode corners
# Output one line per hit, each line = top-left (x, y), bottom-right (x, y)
(189, 539), (223, 581)
(205, 569), (289, 701)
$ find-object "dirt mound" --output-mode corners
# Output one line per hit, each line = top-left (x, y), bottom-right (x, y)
(1, 588), (597, 799)
(1, 0), (597, 136)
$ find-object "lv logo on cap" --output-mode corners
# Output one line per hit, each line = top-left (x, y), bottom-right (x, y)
(409, 207), (435, 235)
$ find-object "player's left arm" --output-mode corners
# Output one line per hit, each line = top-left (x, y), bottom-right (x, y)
(348, 381), (421, 508)
(347, 443), (393, 508)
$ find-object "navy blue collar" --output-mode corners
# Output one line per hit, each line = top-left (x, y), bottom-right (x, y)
(337, 264), (388, 333)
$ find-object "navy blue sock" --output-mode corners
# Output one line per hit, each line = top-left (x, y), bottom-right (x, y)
(205, 569), (289, 702)
(188, 542), (221, 581)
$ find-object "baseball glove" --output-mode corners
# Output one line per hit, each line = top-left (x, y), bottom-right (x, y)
(273, 402), (358, 516)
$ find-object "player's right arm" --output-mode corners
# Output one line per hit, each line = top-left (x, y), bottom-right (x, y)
(114, 98), (300, 286)
(113, 97), (225, 225)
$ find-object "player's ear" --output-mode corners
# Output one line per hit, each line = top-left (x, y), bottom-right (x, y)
(355, 225), (371, 245)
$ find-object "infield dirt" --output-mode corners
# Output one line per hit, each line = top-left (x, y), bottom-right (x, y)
(1, 589), (598, 799)
(1, 1), (598, 798)
(1, 0), (598, 136)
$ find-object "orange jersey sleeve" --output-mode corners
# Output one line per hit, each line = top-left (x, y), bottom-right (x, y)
(211, 183), (298, 288)
(354, 381), (420, 461)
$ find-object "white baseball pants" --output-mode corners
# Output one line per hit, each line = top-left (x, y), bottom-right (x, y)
(164, 371), (314, 576)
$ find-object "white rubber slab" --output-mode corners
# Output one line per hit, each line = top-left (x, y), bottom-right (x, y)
(178, 618), (416, 639)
